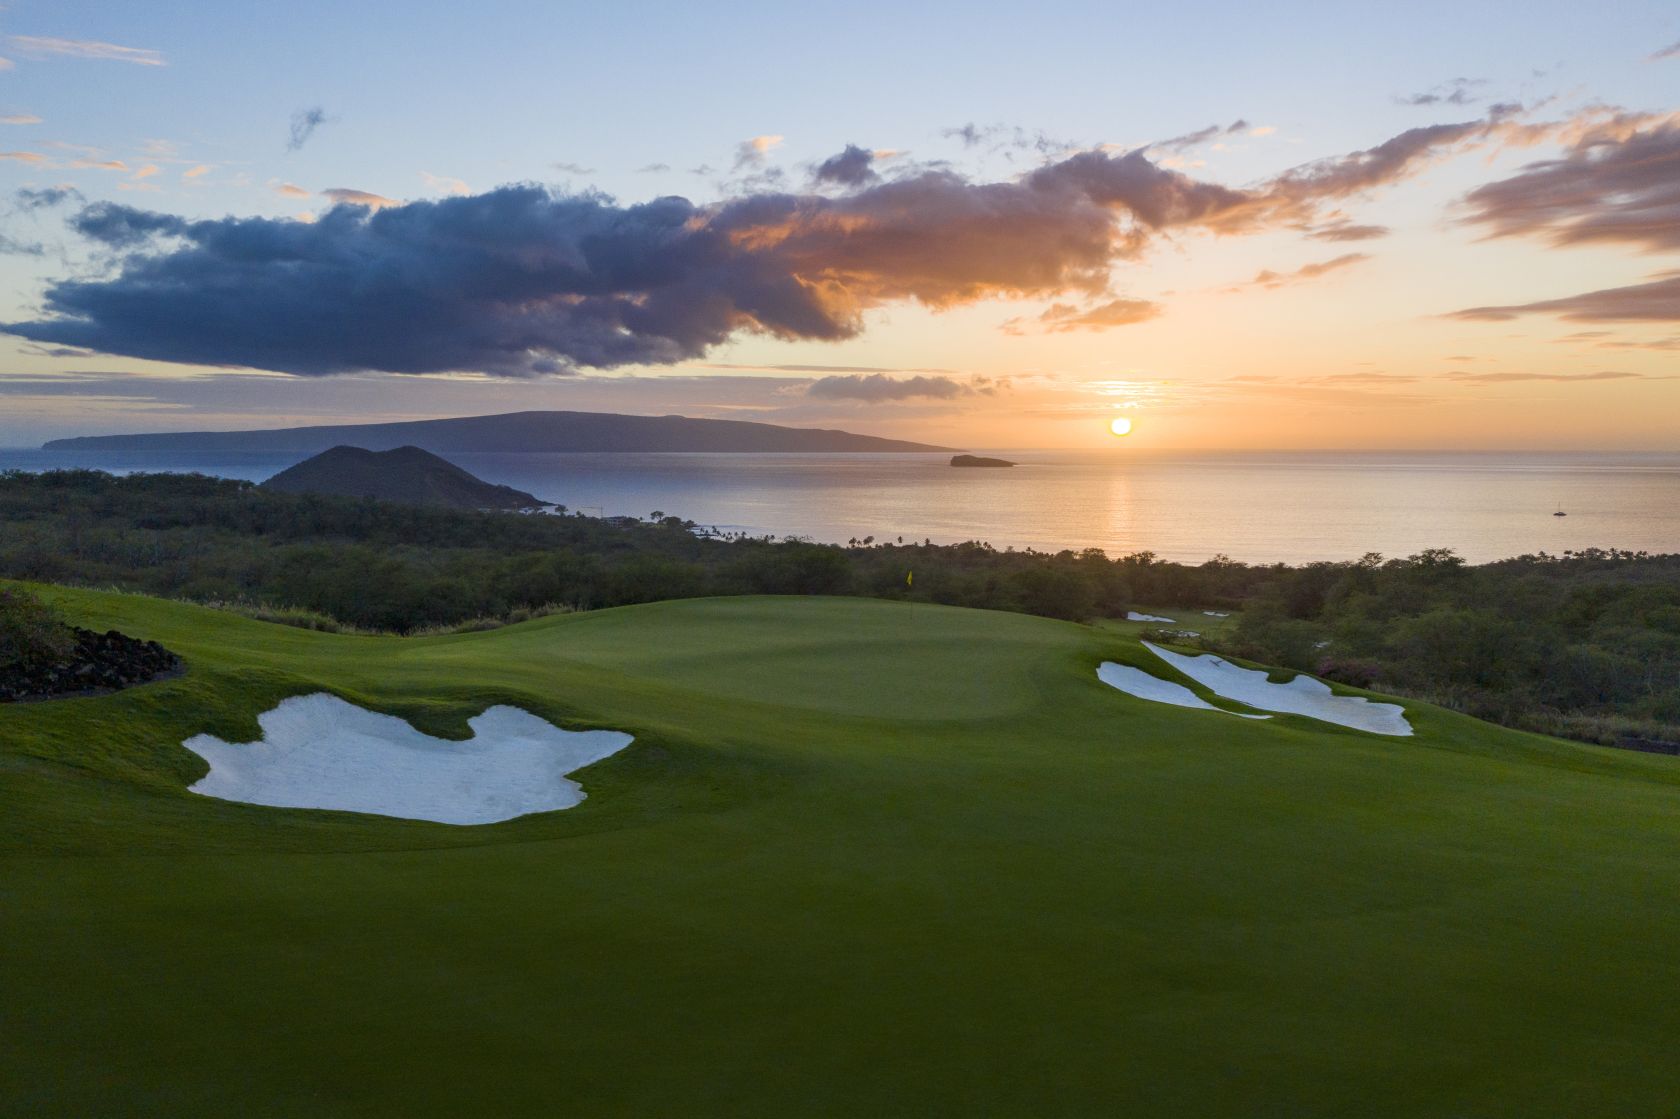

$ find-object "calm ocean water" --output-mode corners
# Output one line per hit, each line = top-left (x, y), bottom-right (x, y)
(3, 447), (1678, 564)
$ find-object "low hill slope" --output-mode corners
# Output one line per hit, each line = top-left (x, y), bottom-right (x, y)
(5, 587), (1680, 1116)
(260, 445), (545, 509)
(43, 408), (954, 454)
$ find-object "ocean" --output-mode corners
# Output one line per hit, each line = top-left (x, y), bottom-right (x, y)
(3, 447), (1677, 565)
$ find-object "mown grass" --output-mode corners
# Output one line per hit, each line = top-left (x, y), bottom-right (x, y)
(4, 584), (1680, 1116)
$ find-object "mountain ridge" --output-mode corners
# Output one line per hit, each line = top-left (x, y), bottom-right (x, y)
(42, 409), (955, 454)
(261, 445), (548, 510)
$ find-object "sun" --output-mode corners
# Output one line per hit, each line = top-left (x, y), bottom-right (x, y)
(1109, 416), (1133, 437)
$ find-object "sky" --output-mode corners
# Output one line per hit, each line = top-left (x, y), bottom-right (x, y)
(0, 0), (1677, 451)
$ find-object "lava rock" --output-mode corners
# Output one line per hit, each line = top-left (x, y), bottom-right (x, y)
(0, 626), (182, 702)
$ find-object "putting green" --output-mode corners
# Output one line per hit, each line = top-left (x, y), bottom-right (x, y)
(5, 585), (1680, 1116)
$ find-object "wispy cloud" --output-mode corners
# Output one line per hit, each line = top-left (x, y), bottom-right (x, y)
(733, 134), (784, 170)
(1151, 120), (1250, 154)
(1304, 220), (1389, 242)
(1242, 253), (1371, 290)
(0, 150), (46, 164)
(1213, 375), (1442, 408)
(320, 187), (398, 209)
(0, 112), (41, 125)
(419, 171), (470, 196)
(1449, 273), (1680, 324)
(0, 232), (45, 256)
(1398, 78), (1486, 106)
(14, 186), (82, 210)
(1309, 371), (1420, 385)
(1650, 40), (1680, 62)
(1003, 298), (1163, 334)
(1458, 112), (1680, 252)
(1443, 369), (1663, 383)
(942, 122), (998, 148)
(806, 373), (989, 402)
(1593, 336), (1680, 351)
(271, 181), (310, 198)
(9, 36), (165, 66)
(699, 362), (960, 375)
(182, 164), (211, 180)
(287, 107), (330, 152)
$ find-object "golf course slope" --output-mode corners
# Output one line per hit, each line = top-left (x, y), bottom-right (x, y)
(5, 586), (1680, 1116)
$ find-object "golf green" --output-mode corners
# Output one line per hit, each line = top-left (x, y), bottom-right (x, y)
(5, 585), (1680, 1116)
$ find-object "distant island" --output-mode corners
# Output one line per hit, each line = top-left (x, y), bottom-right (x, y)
(262, 445), (547, 510)
(950, 454), (1015, 468)
(42, 409), (954, 455)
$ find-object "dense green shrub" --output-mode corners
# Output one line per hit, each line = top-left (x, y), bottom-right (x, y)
(0, 587), (74, 669)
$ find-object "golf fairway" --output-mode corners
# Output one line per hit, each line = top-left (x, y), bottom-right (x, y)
(5, 587), (1680, 1116)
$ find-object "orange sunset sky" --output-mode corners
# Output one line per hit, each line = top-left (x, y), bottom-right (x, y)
(1, 2), (1676, 450)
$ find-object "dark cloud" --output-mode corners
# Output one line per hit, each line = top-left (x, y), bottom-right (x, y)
(15, 185), (82, 210)
(812, 145), (877, 187)
(1459, 114), (1680, 252)
(1448, 273), (1680, 324)
(1398, 78), (1486, 107)
(0, 234), (43, 255)
(69, 202), (189, 248)
(286, 106), (330, 152)
(7, 109), (1583, 377)
(806, 373), (974, 402)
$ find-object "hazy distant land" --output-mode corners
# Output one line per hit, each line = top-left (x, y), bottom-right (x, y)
(42, 410), (953, 455)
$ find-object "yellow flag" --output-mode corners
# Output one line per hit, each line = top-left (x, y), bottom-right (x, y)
(906, 570), (913, 587)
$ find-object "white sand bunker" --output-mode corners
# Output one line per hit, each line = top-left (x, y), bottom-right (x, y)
(1142, 642), (1412, 736)
(1126, 611), (1177, 623)
(1097, 662), (1268, 719)
(183, 693), (634, 824)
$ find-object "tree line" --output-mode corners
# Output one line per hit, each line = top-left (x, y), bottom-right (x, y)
(2, 469), (1675, 746)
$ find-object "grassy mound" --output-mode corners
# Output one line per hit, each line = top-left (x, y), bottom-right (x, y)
(4, 585), (1680, 1116)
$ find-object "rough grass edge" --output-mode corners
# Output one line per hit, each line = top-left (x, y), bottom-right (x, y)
(17, 581), (576, 637)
